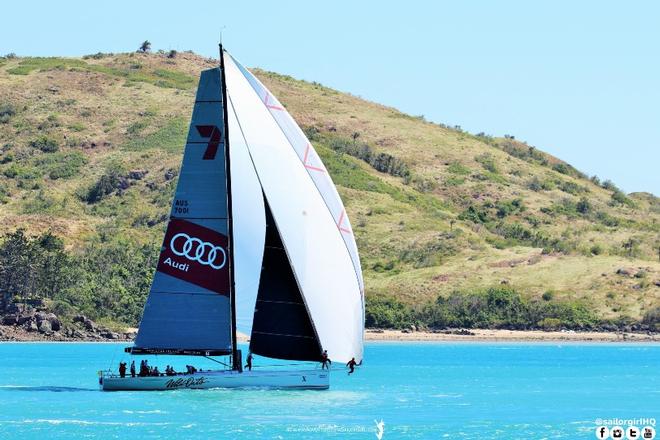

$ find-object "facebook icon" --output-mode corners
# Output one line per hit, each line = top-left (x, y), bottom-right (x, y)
(596, 426), (610, 439)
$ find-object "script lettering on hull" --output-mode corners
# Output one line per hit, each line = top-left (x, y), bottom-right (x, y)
(165, 377), (209, 389)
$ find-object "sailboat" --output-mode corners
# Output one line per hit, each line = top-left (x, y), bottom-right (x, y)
(99, 46), (364, 391)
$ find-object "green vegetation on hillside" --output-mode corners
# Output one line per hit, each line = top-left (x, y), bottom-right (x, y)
(0, 51), (657, 331)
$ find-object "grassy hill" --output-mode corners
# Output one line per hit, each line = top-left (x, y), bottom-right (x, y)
(0, 51), (658, 331)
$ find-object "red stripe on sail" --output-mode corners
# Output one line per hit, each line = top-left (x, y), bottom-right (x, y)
(337, 209), (352, 234)
(303, 143), (325, 173)
(264, 93), (285, 111)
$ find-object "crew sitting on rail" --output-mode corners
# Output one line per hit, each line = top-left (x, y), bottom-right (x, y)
(139, 359), (149, 377)
(185, 365), (197, 374)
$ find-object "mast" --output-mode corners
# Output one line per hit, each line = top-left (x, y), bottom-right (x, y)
(219, 43), (240, 371)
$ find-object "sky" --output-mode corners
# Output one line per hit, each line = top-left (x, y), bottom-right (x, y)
(1, 0), (658, 195)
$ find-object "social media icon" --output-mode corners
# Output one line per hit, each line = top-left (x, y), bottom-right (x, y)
(612, 427), (625, 439)
(642, 426), (656, 440)
(596, 426), (610, 439)
(628, 426), (641, 439)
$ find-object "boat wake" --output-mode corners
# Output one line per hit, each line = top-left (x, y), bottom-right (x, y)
(0, 385), (95, 392)
(1, 419), (172, 426)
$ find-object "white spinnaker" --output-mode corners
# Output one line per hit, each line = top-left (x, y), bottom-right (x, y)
(227, 54), (364, 295)
(224, 53), (364, 363)
(228, 101), (266, 337)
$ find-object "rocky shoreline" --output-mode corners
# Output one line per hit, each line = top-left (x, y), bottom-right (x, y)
(1, 304), (657, 343)
(365, 328), (660, 342)
(0, 304), (134, 342)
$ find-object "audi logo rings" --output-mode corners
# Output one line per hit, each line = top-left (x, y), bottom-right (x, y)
(170, 233), (226, 270)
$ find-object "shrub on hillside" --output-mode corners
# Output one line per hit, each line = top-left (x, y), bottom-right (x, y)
(459, 204), (492, 224)
(82, 52), (108, 60)
(552, 163), (571, 175)
(495, 198), (524, 218)
(595, 211), (619, 227)
(33, 151), (88, 180)
(527, 177), (543, 192)
(422, 287), (598, 330)
(29, 135), (59, 152)
(365, 296), (415, 329)
(558, 180), (588, 195)
(447, 161), (470, 175)
(84, 164), (126, 203)
(475, 153), (498, 173)
(37, 114), (61, 131)
(576, 197), (592, 214)
(610, 190), (635, 208)
(642, 306), (660, 331)
(399, 233), (460, 268)
(322, 132), (411, 179)
(552, 162), (586, 179)
(0, 103), (16, 123)
(601, 179), (619, 192)
(538, 317), (562, 330)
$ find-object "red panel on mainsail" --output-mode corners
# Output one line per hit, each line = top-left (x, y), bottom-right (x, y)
(156, 219), (229, 296)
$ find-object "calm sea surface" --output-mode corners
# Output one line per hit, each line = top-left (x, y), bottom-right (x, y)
(0, 342), (657, 439)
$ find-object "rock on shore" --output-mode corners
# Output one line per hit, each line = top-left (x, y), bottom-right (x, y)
(0, 304), (135, 342)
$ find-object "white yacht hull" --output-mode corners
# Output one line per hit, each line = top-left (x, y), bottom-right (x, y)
(100, 369), (329, 391)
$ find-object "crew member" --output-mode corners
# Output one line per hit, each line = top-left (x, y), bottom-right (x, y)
(320, 350), (331, 370)
(245, 352), (253, 371)
(130, 361), (136, 378)
(118, 362), (127, 378)
(346, 357), (361, 375)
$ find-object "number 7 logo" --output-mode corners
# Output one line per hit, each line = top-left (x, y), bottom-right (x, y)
(195, 125), (221, 160)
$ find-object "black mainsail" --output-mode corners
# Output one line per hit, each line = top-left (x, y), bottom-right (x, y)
(249, 200), (321, 361)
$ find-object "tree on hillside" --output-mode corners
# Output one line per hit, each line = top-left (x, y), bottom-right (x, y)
(622, 237), (640, 258)
(138, 40), (152, 53)
(0, 230), (71, 309)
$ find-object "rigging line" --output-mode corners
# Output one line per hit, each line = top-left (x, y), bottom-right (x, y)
(107, 343), (120, 372)
(203, 356), (231, 368)
(250, 363), (310, 368)
(226, 54), (364, 304)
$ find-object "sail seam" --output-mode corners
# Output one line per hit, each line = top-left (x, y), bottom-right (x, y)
(256, 300), (305, 305)
(251, 331), (316, 339)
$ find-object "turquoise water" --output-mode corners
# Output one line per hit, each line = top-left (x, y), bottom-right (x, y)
(0, 342), (658, 439)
